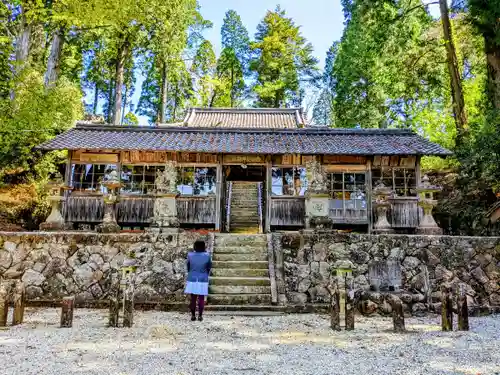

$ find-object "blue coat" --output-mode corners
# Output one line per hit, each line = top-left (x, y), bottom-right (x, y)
(186, 251), (212, 283)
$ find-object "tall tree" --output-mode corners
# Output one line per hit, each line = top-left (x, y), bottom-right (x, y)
(312, 42), (338, 125)
(219, 10), (250, 106)
(250, 6), (319, 108)
(468, 0), (500, 110)
(191, 39), (217, 107)
(439, 0), (468, 146)
(332, 0), (444, 129)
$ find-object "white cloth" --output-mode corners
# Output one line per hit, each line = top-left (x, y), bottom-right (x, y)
(185, 281), (209, 296)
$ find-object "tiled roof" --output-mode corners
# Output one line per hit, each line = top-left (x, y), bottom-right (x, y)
(179, 107), (306, 128)
(38, 124), (452, 156)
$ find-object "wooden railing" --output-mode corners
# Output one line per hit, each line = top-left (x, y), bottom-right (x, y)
(225, 182), (233, 232)
(175, 196), (216, 224)
(388, 197), (419, 228)
(270, 197), (305, 226)
(329, 199), (368, 224)
(257, 182), (264, 233)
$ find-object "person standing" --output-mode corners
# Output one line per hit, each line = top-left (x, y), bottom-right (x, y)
(184, 240), (212, 321)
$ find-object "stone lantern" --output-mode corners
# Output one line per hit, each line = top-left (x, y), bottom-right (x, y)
(305, 160), (332, 229)
(415, 174), (442, 235)
(96, 170), (121, 233)
(149, 161), (179, 232)
(40, 177), (70, 231)
(372, 179), (394, 234)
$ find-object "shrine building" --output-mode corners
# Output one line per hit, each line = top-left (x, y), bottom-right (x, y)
(38, 107), (451, 233)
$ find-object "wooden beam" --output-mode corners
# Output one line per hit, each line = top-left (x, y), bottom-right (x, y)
(265, 159), (272, 233)
(215, 155), (223, 231)
(366, 158), (373, 234)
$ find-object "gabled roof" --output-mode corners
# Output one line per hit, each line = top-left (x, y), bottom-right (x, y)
(38, 124), (452, 156)
(177, 107), (307, 129)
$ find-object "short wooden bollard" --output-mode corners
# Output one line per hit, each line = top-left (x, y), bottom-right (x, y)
(345, 277), (355, 331)
(60, 296), (75, 328)
(12, 282), (25, 326)
(0, 282), (10, 327)
(108, 297), (120, 328)
(327, 279), (341, 331)
(457, 284), (469, 331)
(441, 285), (453, 331)
(122, 275), (135, 328)
(391, 298), (405, 332)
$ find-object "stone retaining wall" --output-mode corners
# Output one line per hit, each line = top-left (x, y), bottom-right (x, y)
(1, 231), (499, 315)
(0, 231), (202, 303)
(273, 231), (500, 315)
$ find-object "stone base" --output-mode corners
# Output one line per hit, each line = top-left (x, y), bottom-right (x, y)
(308, 216), (333, 229)
(39, 222), (71, 231)
(145, 227), (181, 235)
(416, 227), (443, 235)
(96, 222), (121, 233)
(372, 227), (395, 234)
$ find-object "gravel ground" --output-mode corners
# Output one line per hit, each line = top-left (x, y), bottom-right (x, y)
(0, 308), (499, 375)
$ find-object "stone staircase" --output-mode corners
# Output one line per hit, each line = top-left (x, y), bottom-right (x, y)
(208, 234), (272, 307)
(229, 182), (261, 233)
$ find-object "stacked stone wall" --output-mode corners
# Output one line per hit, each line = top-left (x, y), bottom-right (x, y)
(0, 231), (201, 304)
(275, 231), (500, 315)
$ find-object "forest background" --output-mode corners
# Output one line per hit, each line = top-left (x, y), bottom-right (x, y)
(0, 0), (498, 235)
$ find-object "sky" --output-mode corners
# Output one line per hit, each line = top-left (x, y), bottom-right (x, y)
(125, 0), (345, 124)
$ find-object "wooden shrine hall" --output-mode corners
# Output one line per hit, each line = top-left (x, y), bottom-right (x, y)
(38, 107), (451, 233)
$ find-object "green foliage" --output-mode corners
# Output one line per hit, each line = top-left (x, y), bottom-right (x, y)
(191, 39), (217, 106)
(250, 6), (319, 108)
(0, 69), (82, 178)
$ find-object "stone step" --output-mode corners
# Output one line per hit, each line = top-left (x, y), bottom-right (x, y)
(230, 211), (259, 217)
(230, 221), (260, 227)
(214, 246), (267, 254)
(211, 268), (269, 278)
(212, 253), (267, 262)
(209, 285), (271, 294)
(208, 294), (272, 305)
(210, 277), (271, 286)
(214, 234), (267, 246)
(212, 261), (268, 269)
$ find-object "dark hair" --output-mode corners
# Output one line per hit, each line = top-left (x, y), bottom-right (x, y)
(194, 240), (206, 252)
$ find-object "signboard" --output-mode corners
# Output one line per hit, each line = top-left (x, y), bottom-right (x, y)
(223, 154), (266, 164)
(78, 153), (118, 163)
(323, 155), (367, 164)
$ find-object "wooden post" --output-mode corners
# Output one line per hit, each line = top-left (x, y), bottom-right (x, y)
(60, 296), (75, 328)
(108, 297), (120, 327)
(108, 274), (120, 328)
(327, 277), (340, 331)
(441, 285), (453, 331)
(215, 156), (222, 231)
(122, 269), (135, 328)
(265, 158), (272, 233)
(12, 281), (25, 326)
(391, 297), (405, 332)
(345, 275), (355, 331)
(457, 283), (469, 331)
(0, 282), (10, 327)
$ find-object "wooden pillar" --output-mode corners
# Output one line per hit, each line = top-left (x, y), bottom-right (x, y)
(345, 276), (355, 331)
(327, 278), (341, 331)
(441, 285), (453, 331)
(265, 157), (272, 233)
(366, 158), (373, 233)
(391, 297), (405, 332)
(12, 282), (25, 326)
(60, 296), (75, 328)
(457, 283), (469, 331)
(0, 282), (10, 327)
(215, 155), (223, 231)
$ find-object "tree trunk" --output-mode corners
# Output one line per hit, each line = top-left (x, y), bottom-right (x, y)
(121, 85), (128, 124)
(15, 16), (31, 69)
(107, 79), (114, 123)
(439, 0), (468, 146)
(485, 38), (500, 111)
(158, 61), (168, 123)
(112, 36), (131, 125)
(93, 83), (99, 114)
(230, 66), (234, 108)
(44, 28), (65, 88)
